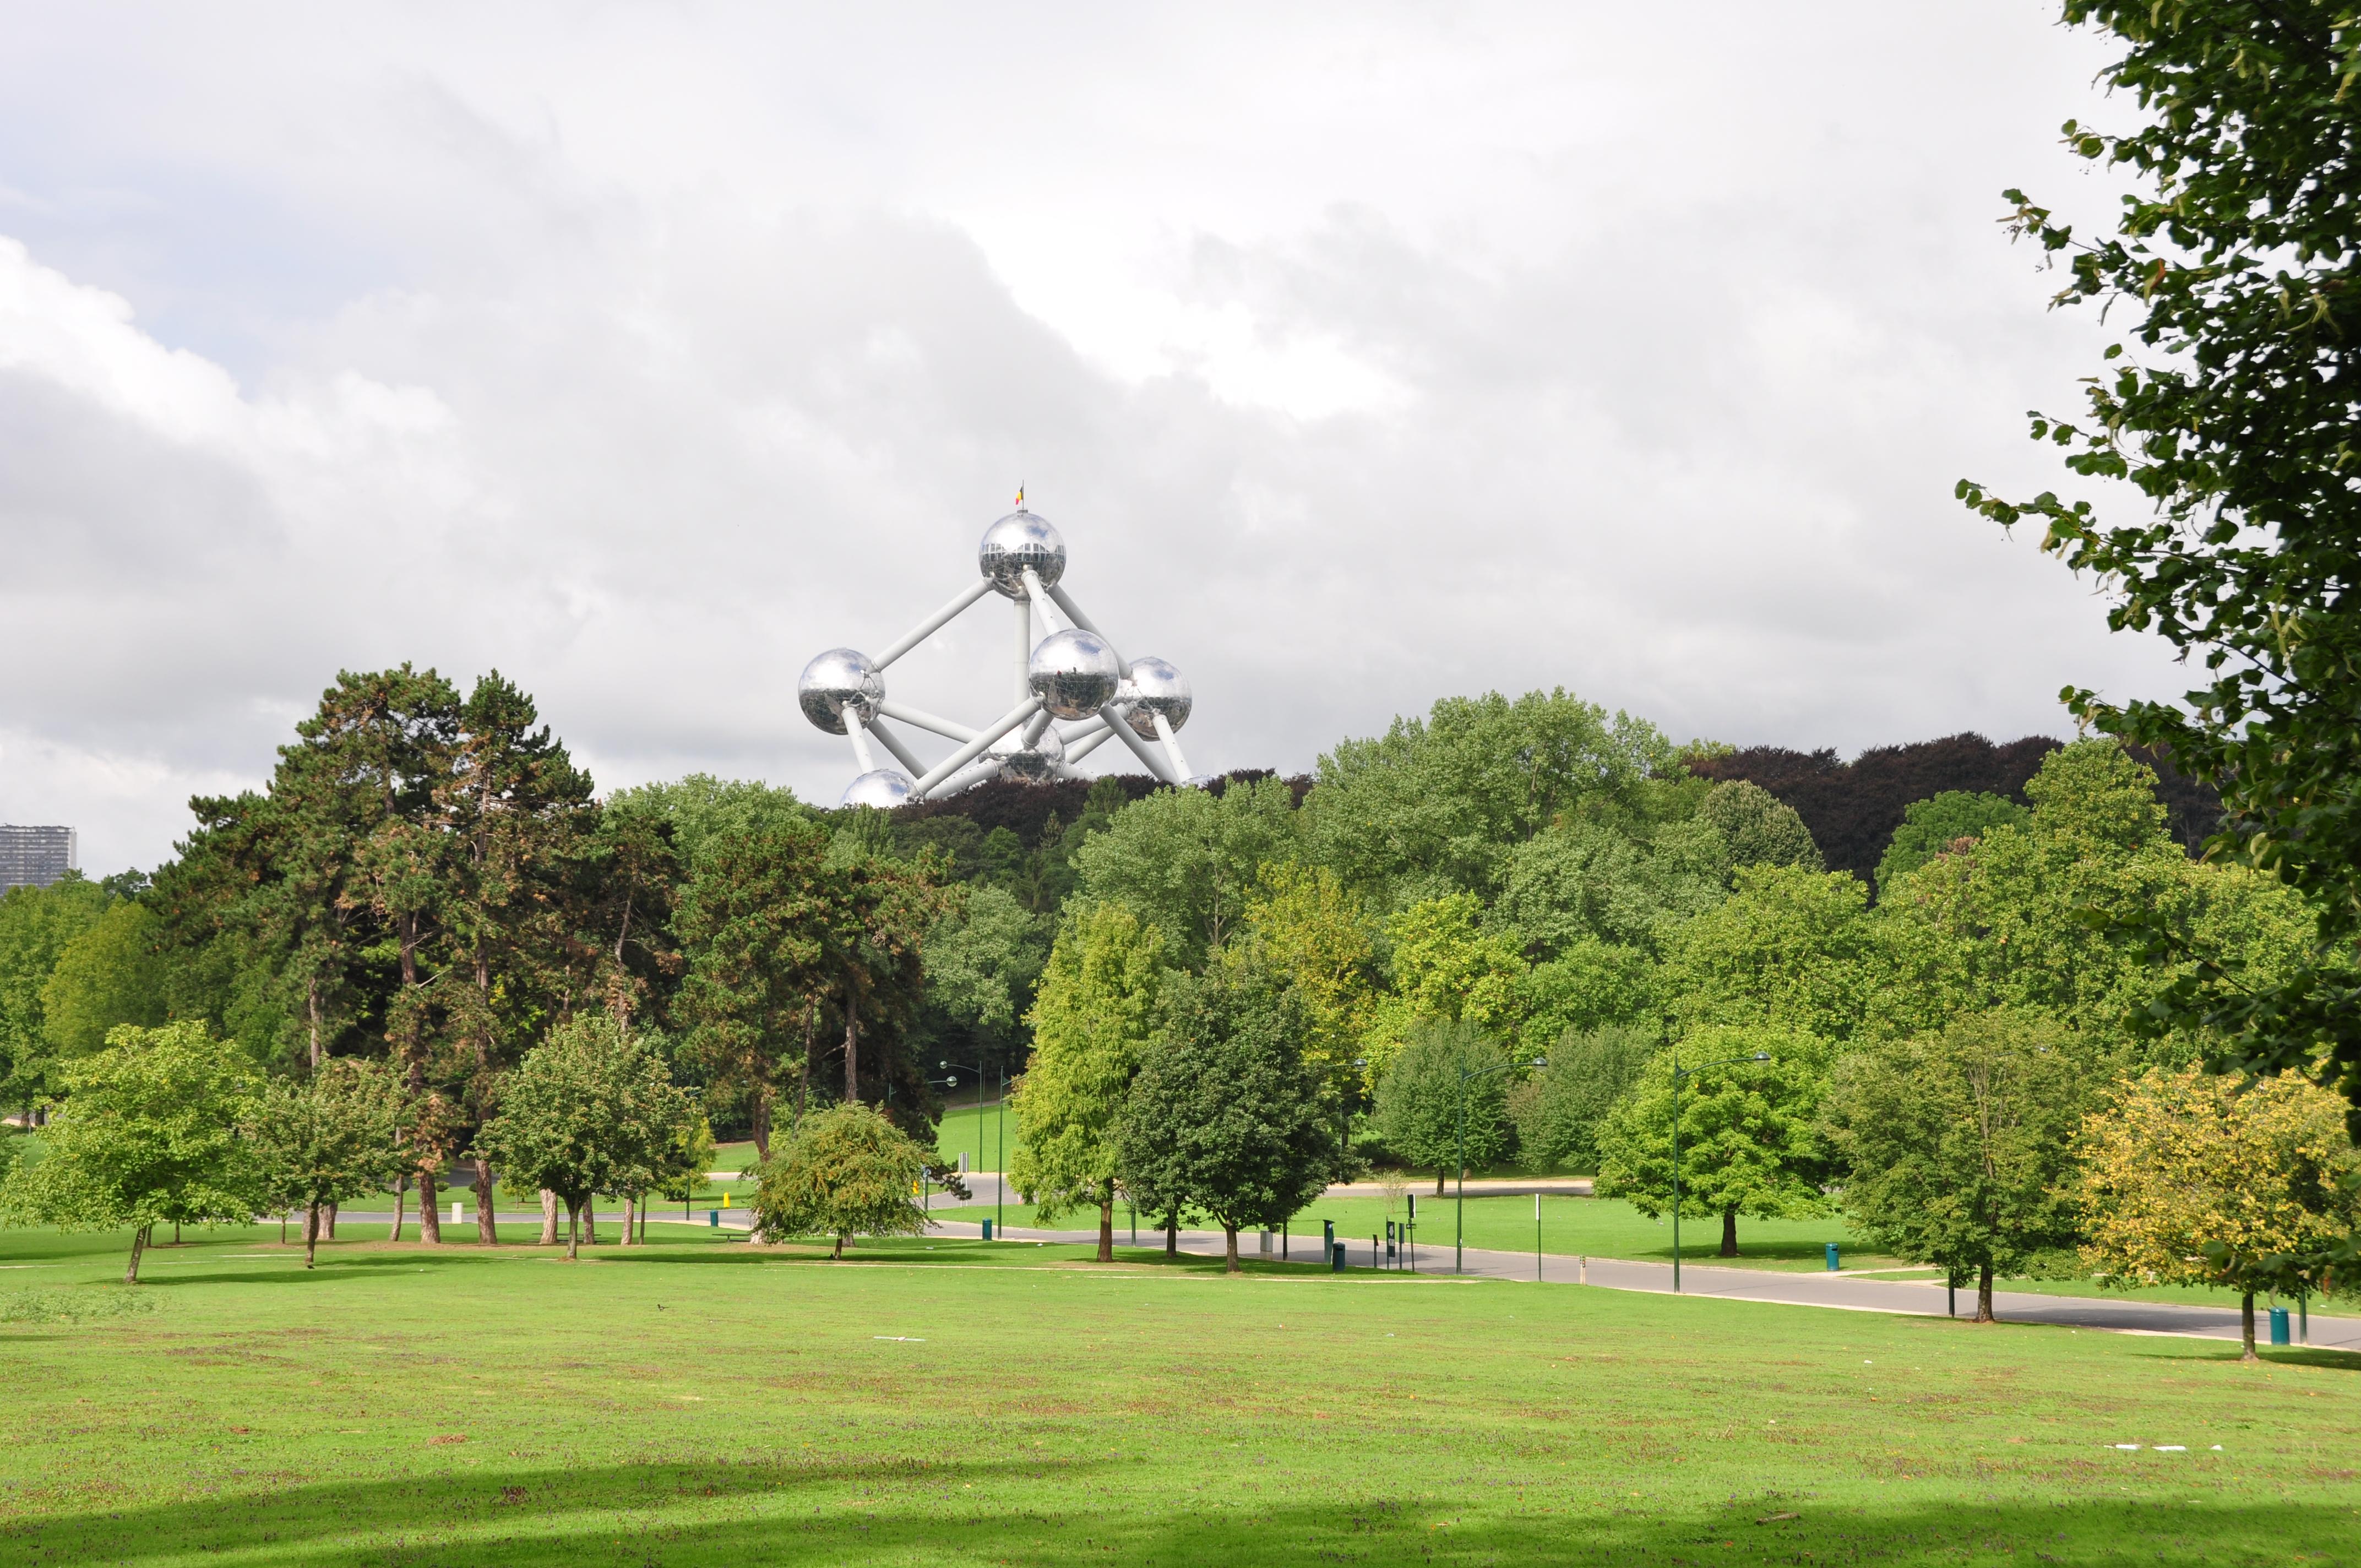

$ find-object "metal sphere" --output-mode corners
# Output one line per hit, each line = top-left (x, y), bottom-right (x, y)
(978, 509), (1067, 599)
(1119, 656), (1192, 739)
(798, 647), (884, 735)
(989, 723), (1065, 782)
(1027, 628), (1122, 720)
(839, 769), (915, 810)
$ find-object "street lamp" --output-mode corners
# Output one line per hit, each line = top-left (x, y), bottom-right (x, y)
(1669, 1050), (1771, 1293)
(1457, 1055), (1546, 1275)
(940, 1058), (1005, 1239)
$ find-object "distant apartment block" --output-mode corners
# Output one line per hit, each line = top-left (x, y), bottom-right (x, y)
(0, 826), (77, 891)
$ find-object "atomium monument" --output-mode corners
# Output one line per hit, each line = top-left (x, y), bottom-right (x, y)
(799, 507), (1206, 809)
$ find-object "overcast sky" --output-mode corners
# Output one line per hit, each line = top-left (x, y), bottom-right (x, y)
(0, 4), (2169, 874)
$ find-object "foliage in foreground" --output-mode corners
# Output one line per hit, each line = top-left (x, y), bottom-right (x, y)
(750, 1102), (929, 1257)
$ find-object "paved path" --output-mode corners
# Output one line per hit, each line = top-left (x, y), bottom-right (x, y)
(323, 1201), (2355, 1354)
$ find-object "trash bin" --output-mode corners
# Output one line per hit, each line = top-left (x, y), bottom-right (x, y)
(1825, 1243), (1840, 1272)
(2270, 1306), (2291, 1346)
(982, 1218), (993, 1241)
(706, 1209), (719, 1228)
(1330, 1241), (1346, 1272)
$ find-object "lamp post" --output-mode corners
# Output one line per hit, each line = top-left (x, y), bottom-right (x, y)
(1669, 1050), (1771, 1293)
(940, 1058), (1004, 1239)
(1457, 1055), (1546, 1275)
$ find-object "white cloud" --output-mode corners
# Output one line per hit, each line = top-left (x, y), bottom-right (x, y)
(0, 3), (2184, 873)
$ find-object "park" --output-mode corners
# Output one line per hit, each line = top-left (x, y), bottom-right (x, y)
(6, 6), (2361, 1567)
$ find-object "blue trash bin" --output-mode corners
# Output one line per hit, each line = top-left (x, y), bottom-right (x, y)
(2270, 1306), (2291, 1346)
(706, 1208), (719, 1228)
(982, 1218), (994, 1242)
(1825, 1243), (1840, 1272)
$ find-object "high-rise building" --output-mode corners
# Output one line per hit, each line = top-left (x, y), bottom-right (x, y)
(0, 826), (78, 891)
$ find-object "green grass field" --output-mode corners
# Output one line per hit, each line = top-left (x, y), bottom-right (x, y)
(4, 1223), (2353, 1566)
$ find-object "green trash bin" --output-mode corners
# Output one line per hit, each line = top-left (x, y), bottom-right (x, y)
(1330, 1241), (1346, 1271)
(982, 1218), (993, 1241)
(2270, 1306), (2291, 1346)
(706, 1209), (719, 1228)
(1825, 1243), (1840, 1272)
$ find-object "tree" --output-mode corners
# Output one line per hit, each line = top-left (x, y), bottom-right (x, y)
(750, 1102), (929, 1258)
(1956, 5), (2361, 1124)
(0, 1021), (257, 1282)
(1696, 780), (1823, 873)
(812, 840), (954, 1126)
(40, 900), (169, 1063)
(1595, 1025), (1830, 1258)
(1491, 819), (1726, 959)
(672, 816), (834, 1158)
(2078, 1065), (2361, 1360)
(0, 875), (112, 1112)
(1114, 966), (1332, 1272)
(1508, 1023), (1661, 1176)
(1234, 863), (1379, 1080)
(246, 1058), (406, 1267)
(1363, 894), (1527, 1078)
(919, 885), (1051, 1054)
(1306, 688), (1679, 908)
(1071, 775), (1301, 968)
(1009, 903), (1163, 1261)
(1822, 1012), (2094, 1322)
(1660, 866), (1880, 1044)
(1874, 791), (2027, 894)
(1373, 1020), (1511, 1195)
(474, 1016), (688, 1259)
(1512, 940), (1657, 1049)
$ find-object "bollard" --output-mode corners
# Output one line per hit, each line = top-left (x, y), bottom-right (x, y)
(1322, 1219), (1335, 1261)
(722, 1190), (731, 1209)
(1330, 1240), (1345, 1272)
(1579, 1254), (1588, 1286)
(1825, 1243), (1840, 1271)
(982, 1218), (993, 1242)
(2270, 1306), (2291, 1346)
(706, 1208), (719, 1228)
(451, 1199), (464, 1224)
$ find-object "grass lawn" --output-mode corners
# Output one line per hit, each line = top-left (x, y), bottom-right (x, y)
(5, 1224), (2353, 1566)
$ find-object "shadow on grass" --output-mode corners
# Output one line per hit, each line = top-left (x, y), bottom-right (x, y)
(8, 1457), (2353, 1566)
(2126, 1343), (2361, 1374)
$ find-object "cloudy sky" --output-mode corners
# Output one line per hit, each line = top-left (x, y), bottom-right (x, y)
(1, 4), (2167, 874)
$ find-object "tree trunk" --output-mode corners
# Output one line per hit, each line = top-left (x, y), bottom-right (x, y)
(585, 1201), (599, 1246)
(2241, 1292), (2257, 1362)
(305, 1208), (319, 1269)
(752, 1088), (773, 1163)
(125, 1224), (150, 1284)
(1434, 1170), (1445, 1196)
(1224, 1224), (1241, 1275)
(323, 1201), (336, 1241)
(389, 1175), (407, 1242)
(566, 1201), (579, 1261)
(1165, 1218), (1178, 1260)
(833, 1233), (846, 1260)
(843, 989), (859, 1105)
(418, 1167), (442, 1244)
(307, 976), (323, 1070)
(540, 1190), (559, 1245)
(1975, 1261), (1996, 1324)
(1097, 1197), (1114, 1263)
(474, 1157), (498, 1245)
(622, 1195), (637, 1246)
(173, 1220), (181, 1246)
(1719, 1207), (1738, 1257)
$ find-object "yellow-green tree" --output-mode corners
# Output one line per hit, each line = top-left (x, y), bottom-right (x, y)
(1009, 903), (1163, 1261)
(1232, 864), (1378, 1084)
(1363, 894), (1526, 1078)
(2079, 1066), (2360, 1360)
(1660, 867), (1879, 1044)
(752, 1102), (930, 1259)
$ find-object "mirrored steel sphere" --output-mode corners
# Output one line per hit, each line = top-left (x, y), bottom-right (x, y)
(1027, 628), (1122, 720)
(990, 723), (1065, 782)
(839, 769), (915, 810)
(1119, 656), (1192, 739)
(978, 510), (1067, 599)
(798, 647), (883, 735)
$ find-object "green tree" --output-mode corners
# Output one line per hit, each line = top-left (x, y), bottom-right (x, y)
(1513, 940), (1656, 1048)
(40, 900), (170, 1064)
(1595, 1025), (1830, 1257)
(1508, 1023), (1661, 1176)
(1492, 819), (1727, 959)
(474, 1016), (688, 1258)
(1696, 780), (1823, 873)
(2078, 1065), (2361, 1360)
(1874, 791), (2028, 894)
(750, 1101), (929, 1258)
(1305, 689), (1679, 908)
(246, 1057), (407, 1267)
(1661, 866), (1879, 1043)
(0, 1021), (258, 1282)
(605, 774), (814, 873)
(1114, 966), (1333, 1272)
(1956, 4), (2361, 1123)
(673, 816), (833, 1158)
(1822, 1012), (2095, 1322)
(1071, 776), (1301, 968)
(1364, 894), (1527, 1077)
(0, 874), (112, 1110)
(1373, 1020), (1511, 1195)
(1009, 903), (1163, 1261)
